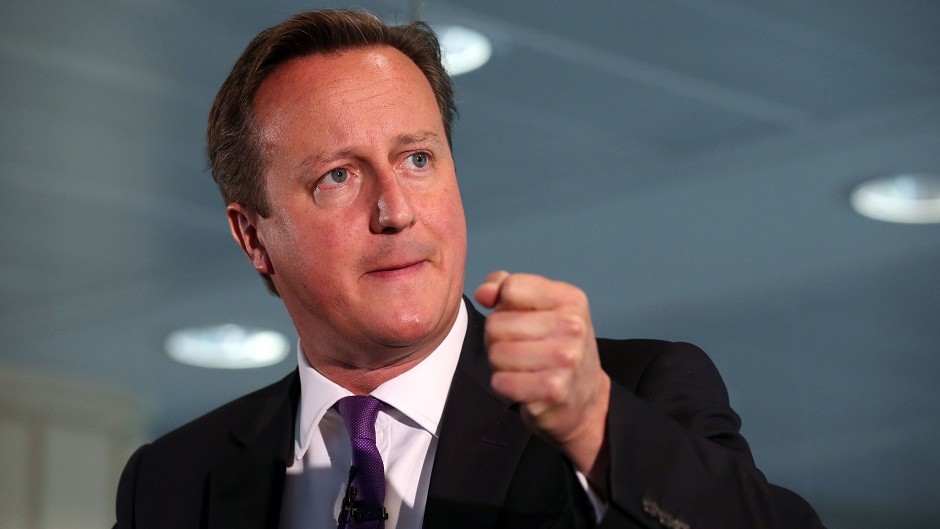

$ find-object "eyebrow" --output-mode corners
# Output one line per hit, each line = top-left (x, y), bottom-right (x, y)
(296, 131), (443, 173)
(298, 149), (355, 174)
(394, 130), (442, 147)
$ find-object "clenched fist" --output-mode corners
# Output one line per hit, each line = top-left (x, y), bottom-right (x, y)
(474, 271), (611, 497)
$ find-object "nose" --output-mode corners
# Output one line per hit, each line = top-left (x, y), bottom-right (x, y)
(370, 171), (416, 234)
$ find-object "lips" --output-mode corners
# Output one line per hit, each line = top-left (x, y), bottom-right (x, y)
(366, 259), (426, 277)
(378, 261), (421, 271)
(359, 240), (436, 277)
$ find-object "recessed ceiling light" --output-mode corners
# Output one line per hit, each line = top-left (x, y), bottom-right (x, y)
(850, 173), (940, 224)
(165, 324), (290, 369)
(437, 25), (492, 76)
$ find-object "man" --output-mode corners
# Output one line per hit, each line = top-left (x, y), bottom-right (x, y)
(115, 9), (824, 529)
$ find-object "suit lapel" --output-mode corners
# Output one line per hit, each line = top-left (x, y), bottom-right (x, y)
(206, 371), (299, 529)
(196, 305), (536, 529)
(423, 303), (533, 528)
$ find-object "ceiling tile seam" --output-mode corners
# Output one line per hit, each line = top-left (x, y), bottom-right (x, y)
(666, 0), (940, 80)
(429, 2), (815, 131)
(465, 96), (678, 170)
(512, 25), (816, 131)
(690, 94), (940, 168)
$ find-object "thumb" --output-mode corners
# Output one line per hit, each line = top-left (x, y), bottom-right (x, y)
(473, 270), (510, 308)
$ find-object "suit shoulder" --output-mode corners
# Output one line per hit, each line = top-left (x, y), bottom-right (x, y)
(146, 370), (298, 457)
(597, 338), (715, 390)
(115, 371), (297, 527)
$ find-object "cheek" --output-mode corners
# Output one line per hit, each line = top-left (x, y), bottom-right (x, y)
(258, 216), (297, 267)
(443, 189), (467, 238)
(424, 181), (465, 226)
(266, 214), (323, 272)
(427, 188), (468, 264)
(296, 215), (371, 271)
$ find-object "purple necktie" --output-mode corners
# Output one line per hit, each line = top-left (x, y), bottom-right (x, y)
(336, 396), (387, 528)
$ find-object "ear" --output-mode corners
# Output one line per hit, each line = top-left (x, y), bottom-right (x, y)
(226, 203), (274, 275)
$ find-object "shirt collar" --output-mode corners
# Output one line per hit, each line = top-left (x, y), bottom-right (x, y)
(292, 300), (468, 461)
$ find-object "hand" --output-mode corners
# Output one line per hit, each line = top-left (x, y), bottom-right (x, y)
(474, 271), (611, 495)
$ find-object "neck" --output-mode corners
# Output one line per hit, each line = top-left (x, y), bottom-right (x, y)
(295, 299), (464, 394)
(307, 345), (437, 394)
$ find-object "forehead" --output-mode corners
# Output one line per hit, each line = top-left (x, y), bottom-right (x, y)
(252, 46), (442, 141)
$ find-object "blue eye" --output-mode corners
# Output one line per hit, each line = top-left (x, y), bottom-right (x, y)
(313, 166), (361, 208)
(410, 152), (429, 168)
(325, 168), (348, 184)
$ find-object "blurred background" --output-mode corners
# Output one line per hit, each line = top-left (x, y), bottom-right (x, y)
(1, 1), (939, 527)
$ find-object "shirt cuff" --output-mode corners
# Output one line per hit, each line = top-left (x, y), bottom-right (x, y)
(575, 469), (608, 522)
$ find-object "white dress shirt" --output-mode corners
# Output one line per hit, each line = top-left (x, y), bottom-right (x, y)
(279, 302), (468, 529)
(279, 300), (604, 528)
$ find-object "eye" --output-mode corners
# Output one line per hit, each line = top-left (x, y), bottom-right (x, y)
(322, 168), (349, 185)
(313, 166), (361, 208)
(408, 152), (430, 169)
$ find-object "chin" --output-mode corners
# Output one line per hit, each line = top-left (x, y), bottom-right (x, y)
(371, 305), (444, 347)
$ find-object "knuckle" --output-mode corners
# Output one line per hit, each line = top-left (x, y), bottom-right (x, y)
(557, 313), (586, 337)
(500, 275), (523, 300)
(568, 287), (589, 308)
(552, 344), (579, 368)
(555, 282), (588, 308)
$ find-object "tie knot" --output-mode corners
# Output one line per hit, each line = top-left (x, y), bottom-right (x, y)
(336, 395), (383, 441)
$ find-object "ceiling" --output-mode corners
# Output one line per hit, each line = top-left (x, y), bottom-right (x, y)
(2, 0), (938, 526)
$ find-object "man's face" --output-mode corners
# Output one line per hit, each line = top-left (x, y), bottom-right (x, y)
(233, 46), (467, 368)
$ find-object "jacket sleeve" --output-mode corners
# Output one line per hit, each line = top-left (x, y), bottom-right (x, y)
(597, 340), (824, 529)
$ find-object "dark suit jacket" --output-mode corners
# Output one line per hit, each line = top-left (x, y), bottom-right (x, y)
(115, 304), (823, 528)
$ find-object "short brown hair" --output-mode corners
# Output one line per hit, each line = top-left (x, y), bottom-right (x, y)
(206, 9), (457, 294)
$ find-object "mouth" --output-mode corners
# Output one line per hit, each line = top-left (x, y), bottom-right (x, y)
(365, 260), (427, 279)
